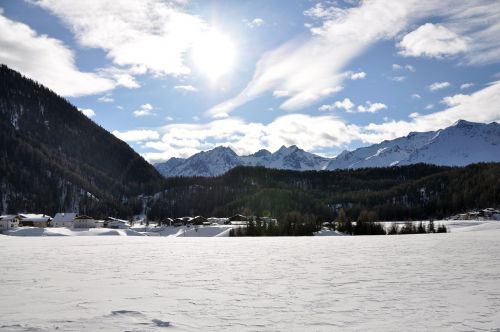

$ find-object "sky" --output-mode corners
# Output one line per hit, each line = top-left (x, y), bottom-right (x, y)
(1, 0), (499, 162)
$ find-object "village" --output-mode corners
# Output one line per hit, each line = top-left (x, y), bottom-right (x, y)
(0, 212), (278, 237)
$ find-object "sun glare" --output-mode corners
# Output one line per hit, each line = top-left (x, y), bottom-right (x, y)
(191, 29), (236, 81)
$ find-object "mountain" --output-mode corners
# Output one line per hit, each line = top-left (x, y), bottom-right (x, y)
(0, 65), (164, 216)
(156, 145), (330, 177)
(155, 121), (500, 177)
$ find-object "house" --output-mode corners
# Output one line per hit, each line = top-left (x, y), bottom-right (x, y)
(52, 213), (78, 228)
(172, 218), (184, 227)
(18, 214), (52, 227)
(207, 217), (229, 225)
(229, 214), (248, 222)
(191, 216), (208, 225)
(73, 215), (101, 228)
(0, 215), (20, 231)
(105, 217), (130, 229)
(158, 218), (173, 226)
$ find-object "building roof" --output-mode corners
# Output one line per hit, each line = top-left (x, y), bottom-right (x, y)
(52, 213), (78, 222)
(18, 214), (52, 221)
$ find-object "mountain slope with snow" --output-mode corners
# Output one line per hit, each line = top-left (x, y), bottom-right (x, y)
(154, 120), (500, 177)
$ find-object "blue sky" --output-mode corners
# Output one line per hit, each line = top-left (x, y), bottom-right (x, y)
(1, 0), (499, 162)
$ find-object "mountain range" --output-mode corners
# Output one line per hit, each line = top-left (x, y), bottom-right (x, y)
(155, 120), (500, 177)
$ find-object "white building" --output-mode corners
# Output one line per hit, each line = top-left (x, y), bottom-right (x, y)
(52, 213), (78, 228)
(0, 215), (19, 231)
(18, 214), (52, 227)
(73, 215), (102, 228)
(105, 217), (130, 229)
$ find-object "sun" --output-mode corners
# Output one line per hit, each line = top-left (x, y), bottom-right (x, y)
(191, 29), (236, 81)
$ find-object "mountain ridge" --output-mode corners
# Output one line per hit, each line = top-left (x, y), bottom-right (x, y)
(155, 120), (500, 177)
(0, 65), (164, 216)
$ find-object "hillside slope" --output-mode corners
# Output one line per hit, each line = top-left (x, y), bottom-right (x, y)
(0, 65), (164, 216)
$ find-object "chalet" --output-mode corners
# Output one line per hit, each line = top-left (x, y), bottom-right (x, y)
(191, 216), (208, 225)
(0, 215), (20, 231)
(207, 217), (229, 225)
(229, 214), (248, 222)
(73, 215), (102, 228)
(158, 218), (173, 226)
(104, 217), (130, 229)
(173, 218), (184, 227)
(52, 213), (78, 228)
(18, 214), (52, 227)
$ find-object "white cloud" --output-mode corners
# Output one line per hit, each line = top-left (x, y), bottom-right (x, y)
(165, 116), (174, 121)
(78, 108), (96, 118)
(143, 114), (360, 162)
(409, 112), (420, 118)
(440, 94), (468, 107)
(207, 0), (433, 117)
(174, 85), (198, 92)
(304, 3), (346, 20)
(350, 71), (366, 80)
(424, 104), (434, 110)
(319, 98), (354, 112)
(411, 93), (421, 99)
(359, 81), (500, 143)
(133, 103), (155, 117)
(428, 81), (451, 91)
(246, 18), (264, 28)
(32, 0), (207, 76)
(207, 1), (500, 117)
(392, 63), (415, 72)
(460, 83), (474, 90)
(0, 12), (117, 97)
(112, 129), (160, 142)
(98, 95), (114, 103)
(390, 76), (406, 82)
(357, 102), (387, 113)
(399, 23), (469, 58)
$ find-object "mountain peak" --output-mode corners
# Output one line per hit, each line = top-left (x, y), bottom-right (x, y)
(452, 119), (478, 128)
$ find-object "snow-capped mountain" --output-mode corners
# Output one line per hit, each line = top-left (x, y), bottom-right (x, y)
(154, 120), (500, 177)
(156, 145), (330, 177)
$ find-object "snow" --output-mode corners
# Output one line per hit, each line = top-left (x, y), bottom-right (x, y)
(3, 227), (145, 236)
(1, 226), (500, 331)
(155, 121), (500, 177)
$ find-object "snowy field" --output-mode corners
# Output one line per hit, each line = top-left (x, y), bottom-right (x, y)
(1, 225), (500, 331)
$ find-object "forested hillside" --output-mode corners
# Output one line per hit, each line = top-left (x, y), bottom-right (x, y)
(148, 163), (500, 222)
(0, 65), (164, 217)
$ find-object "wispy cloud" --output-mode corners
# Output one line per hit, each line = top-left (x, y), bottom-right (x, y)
(460, 83), (474, 90)
(207, 1), (500, 117)
(174, 85), (198, 92)
(245, 18), (264, 28)
(112, 129), (160, 142)
(428, 81), (451, 91)
(319, 98), (354, 112)
(98, 95), (114, 103)
(350, 71), (366, 80)
(357, 102), (387, 113)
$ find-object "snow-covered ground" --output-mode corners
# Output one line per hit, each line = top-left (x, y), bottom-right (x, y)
(2, 225), (233, 237)
(1, 224), (500, 331)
